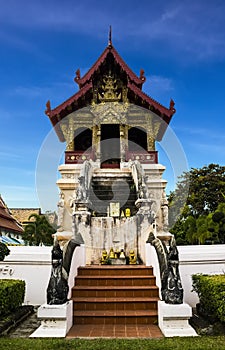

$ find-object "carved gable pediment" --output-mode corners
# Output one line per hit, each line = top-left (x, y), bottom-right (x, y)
(90, 101), (129, 124)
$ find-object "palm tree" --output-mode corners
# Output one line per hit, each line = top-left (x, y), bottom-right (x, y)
(24, 213), (55, 246)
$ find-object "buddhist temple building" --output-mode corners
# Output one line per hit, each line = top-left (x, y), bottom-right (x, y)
(45, 32), (175, 264)
(10, 208), (41, 227)
(0, 195), (24, 242)
(31, 33), (199, 340)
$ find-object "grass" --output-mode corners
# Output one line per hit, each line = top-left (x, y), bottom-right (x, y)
(1, 337), (225, 350)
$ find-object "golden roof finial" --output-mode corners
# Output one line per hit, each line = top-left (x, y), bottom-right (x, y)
(108, 25), (112, 47)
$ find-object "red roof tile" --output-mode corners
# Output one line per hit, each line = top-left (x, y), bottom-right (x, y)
(46, 42), (175, 142)
(0, 196), (24, 234)
(76, 45), (145, 88)
(49, 82), (92, 117)
(127, 82), (175, 119)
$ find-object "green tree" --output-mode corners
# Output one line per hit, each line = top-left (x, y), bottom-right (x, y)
(184, 216), (197, 244)
(211, 203), (225, 243)
(23, 214), (55, 246)
(168, 164), (225, 244)
(196, 215), (212, 245)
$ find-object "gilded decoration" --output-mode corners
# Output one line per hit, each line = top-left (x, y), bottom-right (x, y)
(153, 121), (161, 137)
(147, 135), (155, 150)
(92, 125), (99, 147)
(145, 115), (162, 151)
(60, 110), (93, 150)
(98, 73), (121, 102)
(61, 119), (74, 151)
(91, 71), (130, 124)
(120, 124), (127, 160)
(90, 101), (129, 125)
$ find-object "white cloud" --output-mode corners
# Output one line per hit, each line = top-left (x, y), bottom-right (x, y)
(12, 86), (48, 98)
(144, 75), (174, 92)
(174, 125), (225, 142)
(143, 75), (174, 107)
(0, 0), (225, 62)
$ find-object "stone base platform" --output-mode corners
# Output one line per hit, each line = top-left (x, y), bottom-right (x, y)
(30, 301), (73, 338)
(158, 301), (198, 337)
(109, 258), (126, 265)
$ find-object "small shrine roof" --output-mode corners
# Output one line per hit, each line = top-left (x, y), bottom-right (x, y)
(0, 195), (24, 234)
(10, 208), (41, 225)
(45, 39), (176, 142)
(76, 45), (145, 88)
(127, 82), (175, 124)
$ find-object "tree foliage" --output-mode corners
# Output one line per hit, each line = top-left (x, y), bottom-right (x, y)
(168, 164), (225, 245)
(0, 243), (10, 261)
(23, 213), (55, 246)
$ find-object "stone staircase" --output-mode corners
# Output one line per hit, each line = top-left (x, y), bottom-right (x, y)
(69, 265), (159, 327)
(89, 169), (137, 216)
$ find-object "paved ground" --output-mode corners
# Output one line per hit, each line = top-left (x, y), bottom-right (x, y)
(67, 324), (163, 338)
(8, 307), (41, 338)
(7, 307), (163, 339)
(8, 306), (216, 338)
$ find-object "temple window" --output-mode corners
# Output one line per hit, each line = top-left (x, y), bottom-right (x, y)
(128, 127), (147, 152)
(74, 127), (92, 151)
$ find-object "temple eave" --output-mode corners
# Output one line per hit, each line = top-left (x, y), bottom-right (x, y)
(52, 83), (93, 116)
(127, 82), (174, 119)
(48, 85), (173, 128)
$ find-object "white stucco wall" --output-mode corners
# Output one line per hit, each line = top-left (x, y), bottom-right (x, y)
(0, 245), (86, 306)
(0, 246), (52, 305)
(178, 244), (225, 307)
(1, 244), (225, 307)
(146, 243), (225, 307)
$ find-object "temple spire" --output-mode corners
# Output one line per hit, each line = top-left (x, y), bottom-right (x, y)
(108, 25), (112, 47)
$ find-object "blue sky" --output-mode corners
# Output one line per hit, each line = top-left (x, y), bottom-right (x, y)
(0, 0), (225, 212)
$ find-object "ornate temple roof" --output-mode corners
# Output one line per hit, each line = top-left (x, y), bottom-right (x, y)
(0, 195), (24, 234)
(45, 35), (176, 142)
(74, 45), (145, 89)
(10, 208), (41, 225)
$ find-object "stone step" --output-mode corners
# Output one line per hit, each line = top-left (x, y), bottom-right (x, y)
(71, 265), (160, 327)
(89, 171), (137, 216)
(91, 183), (134, 189)
(73, 297), (159, 311)
(72, 285), (159, 298)
(73, 310), (158, 325)
(74, 275), (156, 287)
(90, 187), (136, 199)
(66, 324), (163, 338)
(90, 192), (136, 201)
(91, 183), (136, 190)
(77, 266), (154, 276)
(92, 169), (132, 178)
(90, 175), (136, 194)
(91, 175), (134, 182)
(91, 182), (135, 190)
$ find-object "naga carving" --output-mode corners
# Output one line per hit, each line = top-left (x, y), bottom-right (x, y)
(46, 239), (79, 305)
(147, 232), (183, 304)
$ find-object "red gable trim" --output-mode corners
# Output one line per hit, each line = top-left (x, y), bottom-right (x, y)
(76, 45), (144, 88)
(0, 196), (24, 234)
(127, 82), (175, 119)
(0, 217), (24, 233)
(49, 82), (92, 118)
